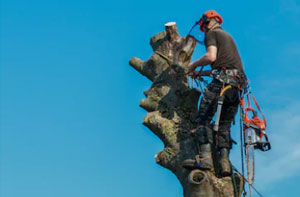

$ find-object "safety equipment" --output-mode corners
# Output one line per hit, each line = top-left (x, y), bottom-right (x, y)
(187, 23), (205, 45)
(239, 89), (271, 197)
(199, 10), (223, 32)
(187, 10), (223, 42)
(211, 68), (247, 89)
(240, 92), (271, 152)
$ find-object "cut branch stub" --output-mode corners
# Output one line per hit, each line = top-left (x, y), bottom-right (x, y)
(165, 22), (180, 42)
(143, 111), (178, 148)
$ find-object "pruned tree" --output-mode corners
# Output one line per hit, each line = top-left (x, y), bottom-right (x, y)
(129, 22), (244, 197)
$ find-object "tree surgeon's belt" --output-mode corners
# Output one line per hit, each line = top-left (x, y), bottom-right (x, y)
(211, 68), (247, 88)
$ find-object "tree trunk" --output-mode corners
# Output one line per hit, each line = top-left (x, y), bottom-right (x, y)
(129, 22), (244, 197)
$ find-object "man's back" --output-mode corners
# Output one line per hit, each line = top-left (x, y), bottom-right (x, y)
(205, 27), (243, 72)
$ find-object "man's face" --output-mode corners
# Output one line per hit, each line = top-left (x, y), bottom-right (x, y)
(203, 18), (218, 33)
(203, 25), (209, 33)
(200, 15), (210, 32)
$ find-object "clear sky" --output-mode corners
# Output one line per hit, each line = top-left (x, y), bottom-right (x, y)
(1, 0), (300, 196)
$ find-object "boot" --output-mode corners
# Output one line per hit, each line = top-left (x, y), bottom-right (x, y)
(219, 148), (232, 176)
(182, 144), (213, 171)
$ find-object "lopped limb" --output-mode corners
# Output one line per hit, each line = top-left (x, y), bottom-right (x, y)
(129, 57), (144, 74)
(150, 32), (167, 51)
(143, 111), (179, 148)
(140, 98), (158, 112)
(129, 57), (157, 81)
(154, 147), (177, 169)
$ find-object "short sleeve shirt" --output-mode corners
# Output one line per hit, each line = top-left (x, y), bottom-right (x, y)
(205, 27), (244, 72)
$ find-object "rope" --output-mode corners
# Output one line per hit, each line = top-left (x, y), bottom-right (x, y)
(237, 90), (265, 197)
(220, 85), (232, 96)
(250, 92), (267, 128)
(239, 91), (247, 197)
(189, 66), (207, 93)
(187, 22), (205, 45)
(231, 171), (239, 197)
(232, 166), (264, 197)
(188, 22), (199, 36)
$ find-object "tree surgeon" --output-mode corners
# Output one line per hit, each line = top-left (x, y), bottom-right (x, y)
(183, 10), (247, 176)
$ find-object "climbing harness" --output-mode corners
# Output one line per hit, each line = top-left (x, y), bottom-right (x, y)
(239, 87), (271, 197)
(211, 68), (247, 89)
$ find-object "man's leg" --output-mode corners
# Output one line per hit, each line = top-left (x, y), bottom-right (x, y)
(218, 87), (239, 176)
(182, 80), (222, 170)
(195, 80), (222, 145)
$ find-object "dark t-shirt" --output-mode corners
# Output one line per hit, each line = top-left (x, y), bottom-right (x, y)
(205, 27), (244, 72)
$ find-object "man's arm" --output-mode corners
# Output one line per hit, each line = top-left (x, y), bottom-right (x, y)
(188, 45), (217, 73)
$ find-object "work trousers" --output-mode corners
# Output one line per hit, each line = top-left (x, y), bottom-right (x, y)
(195, 79), (240, 150)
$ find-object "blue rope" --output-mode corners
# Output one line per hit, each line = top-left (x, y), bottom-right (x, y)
(187, 22), (204, 45)
(239, 90), (247, 197)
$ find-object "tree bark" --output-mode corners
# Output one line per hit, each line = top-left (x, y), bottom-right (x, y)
(129, 22), (244, 197)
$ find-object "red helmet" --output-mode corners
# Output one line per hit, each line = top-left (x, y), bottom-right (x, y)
(199, 10), (223, 32)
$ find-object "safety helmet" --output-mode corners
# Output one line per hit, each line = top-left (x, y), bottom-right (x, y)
(199, 10), (223, 32)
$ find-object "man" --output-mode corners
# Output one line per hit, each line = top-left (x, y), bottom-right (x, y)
(183, 10), (246, 176)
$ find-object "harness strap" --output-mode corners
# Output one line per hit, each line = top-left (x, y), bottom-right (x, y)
(211, 68), (246, 88)
(195, 155), (211, 163)
(242, 91), (267, 129)
(251, 93), (267, 128)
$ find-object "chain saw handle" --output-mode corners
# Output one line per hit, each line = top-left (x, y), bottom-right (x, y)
(245, 107), (256, 117)
(257, 133), (271, 151)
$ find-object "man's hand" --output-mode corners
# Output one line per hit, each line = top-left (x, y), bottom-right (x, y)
(188, 70), (200, 78)
(188, 62), (197, 73)
(190, 128), (197, 135)
(187, 45), (217, 72)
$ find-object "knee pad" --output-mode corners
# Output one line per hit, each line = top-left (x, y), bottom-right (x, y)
(195, 126), (214, 145)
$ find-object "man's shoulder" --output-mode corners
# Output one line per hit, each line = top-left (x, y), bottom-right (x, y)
(212, 27), (227, 34)
(205, 29), (218, 38)
(213, 27), (233, 40)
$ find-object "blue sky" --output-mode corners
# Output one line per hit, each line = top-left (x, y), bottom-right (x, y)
(1, 0), (300, 196)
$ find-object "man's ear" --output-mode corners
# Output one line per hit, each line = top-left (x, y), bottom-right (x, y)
(214, 17), (220, 24)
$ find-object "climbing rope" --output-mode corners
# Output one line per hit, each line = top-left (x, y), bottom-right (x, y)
(239, 90), (247, 197)
(187, 21), (205, 45)
(232, 165), (264, 197)
(231, 171), (239, 197)
(236, 88), (266, 197)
